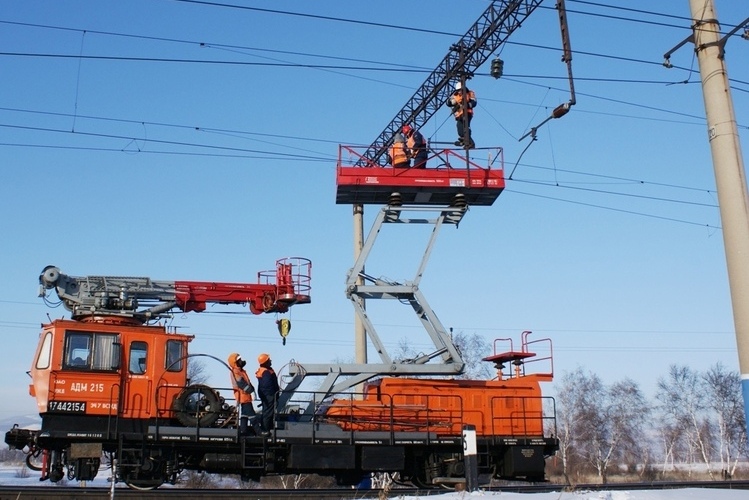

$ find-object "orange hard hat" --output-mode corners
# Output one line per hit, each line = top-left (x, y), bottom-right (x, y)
(258, 353), (270, 365)
(402, 124), (412, 134)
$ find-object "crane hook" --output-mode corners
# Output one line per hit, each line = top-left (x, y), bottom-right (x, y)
(277, 318), (291, 345)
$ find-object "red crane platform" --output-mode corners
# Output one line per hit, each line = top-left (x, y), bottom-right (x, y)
(336, 145), (505, 206)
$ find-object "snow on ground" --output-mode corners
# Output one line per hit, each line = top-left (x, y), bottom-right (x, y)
(0, 463), (116, 489)
(395, 490), (745, 499)
(0, 465), (744, 499)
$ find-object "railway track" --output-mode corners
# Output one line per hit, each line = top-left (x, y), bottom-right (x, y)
(1, 480), (748, 500)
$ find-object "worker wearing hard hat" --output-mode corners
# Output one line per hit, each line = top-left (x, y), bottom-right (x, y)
(227, 352), (257, 436)
(387, 133), (410, 168)
(446, 81), (476, 149)
(256, 353), (280, 434)
(402, 124), (428, 169)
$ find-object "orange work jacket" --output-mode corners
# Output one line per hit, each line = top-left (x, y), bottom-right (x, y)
(389, 142), (409, 168)
(449, 89), (476, 119)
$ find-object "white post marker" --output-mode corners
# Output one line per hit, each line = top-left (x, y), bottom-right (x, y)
(463, 424), (478, 491)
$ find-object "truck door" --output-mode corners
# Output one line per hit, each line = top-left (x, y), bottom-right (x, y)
(123, 340), (152, 419)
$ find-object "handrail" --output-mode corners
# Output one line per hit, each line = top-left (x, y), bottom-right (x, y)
(338, 144), (503, 172)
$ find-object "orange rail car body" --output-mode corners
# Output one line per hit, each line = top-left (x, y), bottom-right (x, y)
(323, 375), (548, 437)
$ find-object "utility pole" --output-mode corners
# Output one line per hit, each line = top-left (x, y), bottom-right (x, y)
(684, 0), (749, 431)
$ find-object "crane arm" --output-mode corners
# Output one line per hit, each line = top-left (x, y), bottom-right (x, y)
(355, 0), (543, 167)
(38, 258), (311, 323)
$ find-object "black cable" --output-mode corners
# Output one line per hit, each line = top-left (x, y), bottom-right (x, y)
(2, 9), (746, 89)
(168, 0), (458, 37)
(508, 189), (720, 230)
(567, 0), (749, 34)
(515, 161), (717, 195)
(0, 123), (335, 162)
(541, 1), (703, 32)
(510, 177), (718, 208)
(0, 106), (344, 144)
(567, 0), (694, 23)
(497, 77), (712, 124)
(0, 142), (333, 162)
(0, 52), (427, 72)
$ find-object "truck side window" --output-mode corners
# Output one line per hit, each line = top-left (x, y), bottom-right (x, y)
(166, 340), (183, 372)
(65, 333), (92, 369)
(35, 332), (53, 370)
(64, 331), (119, 371)
(129, 341), (148, 375)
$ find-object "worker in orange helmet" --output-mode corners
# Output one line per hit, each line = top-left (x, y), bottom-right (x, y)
(228, 352), (257, 436)
(255, 353), (280, 434)
(402, 124), (428, 169)
(446, 81), (476, 149)
(387, 133), (410, 168)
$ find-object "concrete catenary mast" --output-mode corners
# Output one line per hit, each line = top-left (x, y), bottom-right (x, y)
(671, 1), (749, 430)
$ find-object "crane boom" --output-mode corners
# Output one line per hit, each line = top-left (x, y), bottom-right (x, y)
(38, 258), (311, 323)
(355, 0), (543, 167)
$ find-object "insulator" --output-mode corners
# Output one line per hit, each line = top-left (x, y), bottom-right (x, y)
(450, 193), (467, 209)
(552, 103), (570, 119)
(490, 58), (504, 79)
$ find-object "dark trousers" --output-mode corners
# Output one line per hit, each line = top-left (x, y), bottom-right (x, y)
(412, 151), (428, 168)
(260, 398), (275, 432)
(239, 402), (257, 435)
(456, 115), (473, 144)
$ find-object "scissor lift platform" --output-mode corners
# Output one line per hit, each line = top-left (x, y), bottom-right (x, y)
(336, 145), (505, 206)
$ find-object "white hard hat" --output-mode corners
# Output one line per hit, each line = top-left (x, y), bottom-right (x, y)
(455, 81), (462, 90)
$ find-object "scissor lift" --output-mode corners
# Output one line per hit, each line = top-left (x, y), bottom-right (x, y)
(281, 148), (505, 413)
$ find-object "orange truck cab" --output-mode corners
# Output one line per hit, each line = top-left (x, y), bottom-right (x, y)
(30, 318), (193, 435)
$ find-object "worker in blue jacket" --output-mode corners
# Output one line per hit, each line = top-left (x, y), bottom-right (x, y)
(255, 353), (280, 434)
(402, 124), (428, 168)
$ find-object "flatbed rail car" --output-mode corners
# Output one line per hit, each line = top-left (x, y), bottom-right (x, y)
(167, 336), (556, 486)
(6, 318), (558, 488)
(336, 145), (505, 206)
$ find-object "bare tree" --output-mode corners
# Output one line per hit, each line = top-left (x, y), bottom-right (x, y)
(556, 369), (648, 484)
(656, 422), (681, 476)
(655, 365), (713, 478)
(392, 331), (492, 379)
(187, 358), (209, 385)
(555, 367), (604, 484)
(392, 337), (418, 363)
(451, 331), (492, 380)
(602, 378), (650, 480)
(703, 363), (747, 477)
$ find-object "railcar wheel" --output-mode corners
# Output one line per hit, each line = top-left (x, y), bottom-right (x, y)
(173, 384), (221, 427)
(410, 452), (453, 489)
(120, 451), (166, 490)
(124, 477), (165, 490)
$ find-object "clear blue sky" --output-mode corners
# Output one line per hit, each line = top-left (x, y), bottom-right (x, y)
(1, 0), (747, 418)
